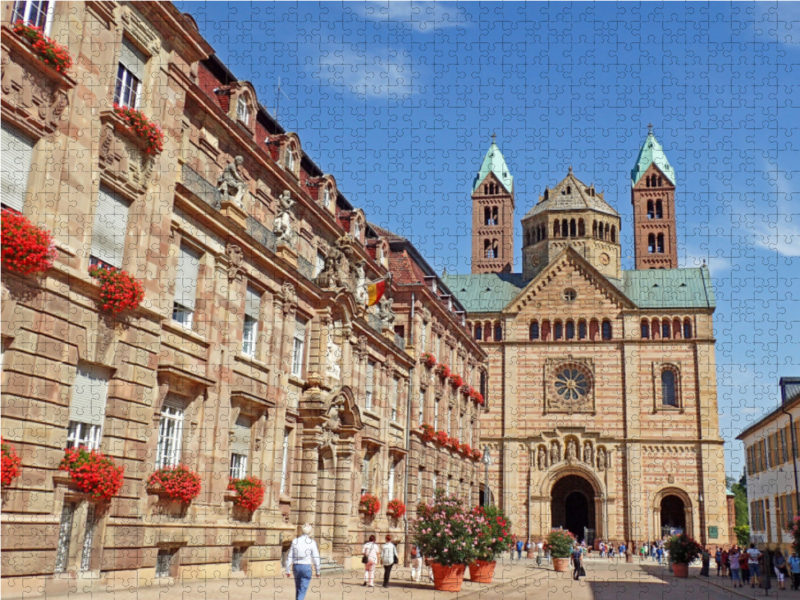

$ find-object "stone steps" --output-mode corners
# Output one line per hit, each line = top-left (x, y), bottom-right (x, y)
(319, 557), (346, 576)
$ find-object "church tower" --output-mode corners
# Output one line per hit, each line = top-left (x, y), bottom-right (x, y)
(471, 136), (515, 274)
(631, 126), (678, 269)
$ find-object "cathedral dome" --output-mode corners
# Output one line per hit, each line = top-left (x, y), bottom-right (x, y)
(524, 167), (618, 219)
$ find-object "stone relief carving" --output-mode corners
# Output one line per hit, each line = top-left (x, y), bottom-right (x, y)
(566, 439), (578, 462)
(538, 446), (548, 471)
(354, 260), (368, 307)
(217, 156), (247, 208)
(326, 333), (342, 380)
(550, 441), (560, 465)
(544, 355), (595, 414)
(583, 442), (593, 466)
(597, 447), (606, 471)
(225, 243), (244, 281)
(274, 190), (296, 247)
(378, 296), (396, 330)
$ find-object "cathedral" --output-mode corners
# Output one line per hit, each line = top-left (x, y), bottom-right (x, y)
(443, 129), (732, 547)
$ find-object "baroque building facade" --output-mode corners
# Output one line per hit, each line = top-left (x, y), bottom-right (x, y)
(444, 132), (732, 548)
(0, 1), (484, 595)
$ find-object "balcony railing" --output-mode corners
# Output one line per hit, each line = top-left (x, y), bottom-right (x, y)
(181, 164), (221, 210)
(246, 216), (277, 253)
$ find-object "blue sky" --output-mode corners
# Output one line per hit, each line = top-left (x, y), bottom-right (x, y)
(177, 1), (799, 476)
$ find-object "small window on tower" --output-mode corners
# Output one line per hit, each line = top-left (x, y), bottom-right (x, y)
(655, 200), (663, 219)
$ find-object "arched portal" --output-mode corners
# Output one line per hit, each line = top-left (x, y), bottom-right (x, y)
(551, 474), (596, 543)
(660, 494), (687, 536)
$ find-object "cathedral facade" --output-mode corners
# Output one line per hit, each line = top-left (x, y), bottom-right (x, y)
(443, 130), (731, 547)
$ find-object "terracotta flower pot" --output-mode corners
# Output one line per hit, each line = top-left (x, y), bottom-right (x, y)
(673, 563), (688, 578)
(553, 557), (570, 572)
(431, 562), (466, 592)
(469, 560), (496, 583)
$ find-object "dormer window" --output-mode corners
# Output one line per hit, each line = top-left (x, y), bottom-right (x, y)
(285, 148), (295, 172)
(236, 97), (250, 125)
(353, 220), (361, 240)
(323, 186), (330, 208)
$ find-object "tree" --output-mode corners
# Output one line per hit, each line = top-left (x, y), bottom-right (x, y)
(729, 473), (749, 528)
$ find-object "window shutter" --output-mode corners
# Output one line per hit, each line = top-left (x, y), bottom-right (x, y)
(162, 393), (185, 412)
(294, 316), (306, 340)
(91, 187), (130, 268)
(366, 362), (374, 395)
(119, 37), (146, 80)
(245, 286), (260, 319)
(1, 125), (34, 212)
(230, 414), (251, 456)
(70, 364), (110, 426)
(175, 244), (201, 310)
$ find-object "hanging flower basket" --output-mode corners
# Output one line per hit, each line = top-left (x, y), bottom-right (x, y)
(421, 352), (437, 369)
(471, 448), (482, 461)
(113, 104), (165, 154)
(446, 437), (461, 452)
(58, 448), (125, 502)
(89, 265), (145, 315)
(435, 363), (450, 379)
(470, 389), (485, 405)
(228, 476), (266, 512)
(147, 464), (203, 504)
(1, 210), (58, 276)
(448, 374), (463, 388)
(359, 492), (380, 517)
(460, 384), (471, 396)
(459, 442), (472, 456)
(13, 21), (73, 74)
(420, 423), (435, 442)
(1, 438), (22, 488)
(387, 498), (406, 520)
(434, 430), (449, 447)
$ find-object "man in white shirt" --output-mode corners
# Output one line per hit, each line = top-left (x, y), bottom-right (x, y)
(285, 523), (321, 600)
(747, 543), (762, 588)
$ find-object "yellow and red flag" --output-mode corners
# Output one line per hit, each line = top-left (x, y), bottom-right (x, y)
(367, 279), (386, 306)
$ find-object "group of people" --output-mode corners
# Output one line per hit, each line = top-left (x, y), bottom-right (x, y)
(712, 544), (800, 590)
(638, 541), (667, 564)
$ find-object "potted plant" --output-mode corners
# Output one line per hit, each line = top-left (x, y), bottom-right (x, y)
(89, 265), (145, 315)
(434, 430), (449, 447)
(435, 363), (451, 379)
(228, 476), (266, 512)
(1, 438), (22, 488)
(12, 21), (73, 74)
(460, 442), (472, 457)
(411, 490), (479, 592)
(420, 423), (435, 443)
(58, 447), (125, 502)
(448, 374), (463, 388)
(446, 437), (461, 452)
(421, 351), (437, 369)
(664, 533), (702, 578)
(546, 529), (577, 572)
(1, 210), (58, 276)
(469, 505), (514, 583)
(359, 492), (380, 517)
(113, 104), (165, 154)
(387, 498), (406, 520)
(147, 464), (203, 504)
(471, 448), (483, 461)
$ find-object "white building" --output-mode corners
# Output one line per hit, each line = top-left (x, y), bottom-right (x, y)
(737, 377), (800, 550)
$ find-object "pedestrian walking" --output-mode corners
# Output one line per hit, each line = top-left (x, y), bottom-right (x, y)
(720, 549), (729, 577)
(700, 548), (710, 577)
(729, 546), (742, 588)
(285, 524), (321, 600)
(656, 546), (663, 565)
(740, 548), (750, 585)
(362, 535), (379, 588)
(516, 539), (524, 560)
(747, 543), (762, 588)
(536, 539), (543, 567)
(774, 549), (788, 590)
(380, 535), (399, 588)
(410, 545), (422, 583)
(715, 548), (722, 576)
(571, 544), (584, 581)
(789, 551), (800, 590)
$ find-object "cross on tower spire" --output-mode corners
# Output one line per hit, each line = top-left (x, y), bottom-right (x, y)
(491, 132), (497, 144)
(648, 123), (654, 134)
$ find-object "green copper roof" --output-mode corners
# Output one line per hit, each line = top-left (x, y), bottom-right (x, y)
(443, 267), (714, 313)
(631, 130), (676, 186)
(472, 142), (513, 193)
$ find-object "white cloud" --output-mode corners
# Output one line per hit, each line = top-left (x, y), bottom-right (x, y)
(313, 46), (421, 99)
(355, 1), (469, 32)
(746, 164), (800, 257)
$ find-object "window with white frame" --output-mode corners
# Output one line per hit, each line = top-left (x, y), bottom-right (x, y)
(361, 451), (370, 495)
(155, 395), (185, 469)
(418, 388), (425, 426)
(446, 406), (452, 435)
(67, 364), (111, 451)
(114, 38), (145, 109)
(279, 428), (290, 495)
(291, 317), (307, 378)
(391, 377), (399, 422)
(432, 472), (438, 493)
(173, 243), (201, 328)
(434, 398), (439, 429)
(1, 124), (34, 212)
(314, 251), (325, 278)
(229, 414), (251, 479)
(242, 285), (260, 358)
(90, 187), (131, 269)
(236, 96), (250, 125)
(11, 1), (53, 34)
(365, 361), (375, 409)
(323, 186), (330, 208)
(353, 220), (361, 240)
(388, 461), (396, 499)
(285, 148), (295, 172)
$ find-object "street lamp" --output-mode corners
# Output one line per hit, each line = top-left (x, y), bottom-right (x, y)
(483, 446), (492, 507)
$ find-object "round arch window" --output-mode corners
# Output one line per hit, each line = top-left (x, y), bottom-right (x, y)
(563, 289), (577, 303)
(554, 368), (589, 401)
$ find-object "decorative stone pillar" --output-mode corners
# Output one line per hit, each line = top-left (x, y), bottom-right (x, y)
(297, 437), (320, 529)
(341, 324), (353, 387)
(333, 445), (355, 549)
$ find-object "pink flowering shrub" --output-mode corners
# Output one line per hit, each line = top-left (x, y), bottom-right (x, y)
(411, 490), (480, 566)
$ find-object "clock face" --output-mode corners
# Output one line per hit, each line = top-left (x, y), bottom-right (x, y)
(600, 253), (610, 265)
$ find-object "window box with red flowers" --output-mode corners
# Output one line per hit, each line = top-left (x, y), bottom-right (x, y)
(448, 374), (463, 388)
(471, 448), (483, 461)
(459, 442), (472, 457)
(435, 364), (450, 379)
(434, 430), (449, 447)
(470, 388), (485, 406)
(12, 21), (73, 75)
(89, 265), (145, 315)
(58, 448), (125, 502)
(359, 492), (380, 517)
(228, 477), (266, 513)
(387, 498), (406, 520)
(420, 423), (435, 443)
(1, 438), (22, 488)
(446, 437), (461, 452)
(421, 352), (437, 369)
(113, 105), (165, 155)
(146, 464), (203, 504)
(2, 210), (58, 276)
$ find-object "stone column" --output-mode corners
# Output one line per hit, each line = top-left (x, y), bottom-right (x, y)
(341, 324), (353, 387)
(297, 437), (320, 529)
(334, 445), (355, 549)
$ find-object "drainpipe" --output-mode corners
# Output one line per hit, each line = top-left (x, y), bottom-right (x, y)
(403, 366), (413, 566)
(780, 388), (800, 516)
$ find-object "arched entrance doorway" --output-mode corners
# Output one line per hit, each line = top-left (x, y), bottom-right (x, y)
(551, 475), (596, 543)
(660, 494), (687, 537)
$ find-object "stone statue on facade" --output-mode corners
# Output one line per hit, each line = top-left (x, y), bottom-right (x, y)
(584, 442), (593, 467)
(538, 446), (547, 471)
(217, 156), (247, 208)
(550, 441), (560, 465)
(378, 296), (396, 330)
(566, 439), (578, 462)
(597, 447), (606, 471)
(355, 260), (368, 306)
(326, 333), (342, 380)
(274, 190), (296, 247)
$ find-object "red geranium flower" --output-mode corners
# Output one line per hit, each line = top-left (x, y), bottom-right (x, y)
(228, 476), (266, 512)
(1, 210), (58, 275)
(13, 21), (73, 74)
(89, 265), (144, 315)
(359, 493), (380, 517)
(147, 464), (202, 504)
(387, 498), (406, 519)
(1, 438), (22, 487)
(59, 447), (125, 501)
(113, 105), (165, 154)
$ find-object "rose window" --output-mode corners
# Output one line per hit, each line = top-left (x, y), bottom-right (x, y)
(554, 368), (589, 401)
